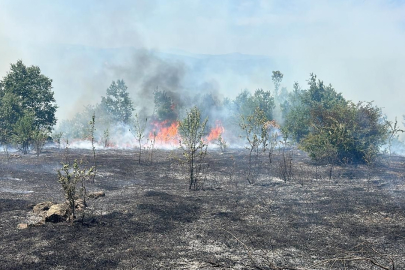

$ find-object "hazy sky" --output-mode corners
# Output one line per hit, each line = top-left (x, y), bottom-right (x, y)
(1, 0), (405, 121)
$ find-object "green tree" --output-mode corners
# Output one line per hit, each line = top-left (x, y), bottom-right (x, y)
(233, 89), (275, 121)
(251, 89), (275, 120)
(12, 112), (35, 154)
(284, 74), (388, 164)
(153, 89), (178, 122)
(32, 127), (50, 157)
(280, 81), (301, 121)
(178, 107), (208, 190)
(272, 70), (284, 97)
(0, 92), (22, 148)
(131, 112), (148, 164)
(52, 131), (63, 149)
(239, 107), (268, 184)
(234, 89), (254, 116)
(300, 101), (388, 164)
(283, 74), (346, 142)
(1, 60), (57, 131)
(1, 61), (57, 154)
(58, 159), (94, 223)
(101, 80), (134, 124)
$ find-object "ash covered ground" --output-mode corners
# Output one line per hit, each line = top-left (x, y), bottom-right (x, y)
(0, 148), (404, 270)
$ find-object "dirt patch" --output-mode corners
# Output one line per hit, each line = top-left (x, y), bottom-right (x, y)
(0, 148), (404, 269)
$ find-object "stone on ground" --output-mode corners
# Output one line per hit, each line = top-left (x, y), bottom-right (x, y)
(45, 203), (69, 223)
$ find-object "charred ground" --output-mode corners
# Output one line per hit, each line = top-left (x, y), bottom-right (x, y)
(0, 148), (404, 270)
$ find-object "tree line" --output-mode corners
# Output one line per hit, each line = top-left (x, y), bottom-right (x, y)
(1, 60), (401, 166)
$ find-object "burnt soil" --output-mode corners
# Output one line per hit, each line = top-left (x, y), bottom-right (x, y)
(0, 148), (404, 270)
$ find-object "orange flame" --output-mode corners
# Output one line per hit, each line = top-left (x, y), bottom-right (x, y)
(206, 121), (225, 142)
(149, 120), (225, 147)
(150, 120), (180, 145)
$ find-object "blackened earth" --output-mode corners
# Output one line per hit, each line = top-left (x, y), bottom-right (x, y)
(0, 148), (404, 270)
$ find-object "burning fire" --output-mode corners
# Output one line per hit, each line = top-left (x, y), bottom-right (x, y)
(206, 121), (225, 142)
(149, 120), (180, 145)
(149, 120), (225, 147)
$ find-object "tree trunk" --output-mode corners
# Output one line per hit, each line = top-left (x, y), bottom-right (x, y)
(138, 140), (142, 164)
(247, 147), (254, 184)
(189, 150), (195, 190)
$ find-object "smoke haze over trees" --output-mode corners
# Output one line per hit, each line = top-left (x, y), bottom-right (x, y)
(2, 4), (405, 270)
(1, 1), (405, 124)
(0, 1), (405, 159)
(0, 55), (401, 164)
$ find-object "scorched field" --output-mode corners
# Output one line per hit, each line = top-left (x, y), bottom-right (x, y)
(0, 147), (405, 270)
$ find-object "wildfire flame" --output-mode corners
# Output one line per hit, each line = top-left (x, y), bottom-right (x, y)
(206, 121), (225, 142)
(149, 120), (179, 145)
(149, 120), (225, 147)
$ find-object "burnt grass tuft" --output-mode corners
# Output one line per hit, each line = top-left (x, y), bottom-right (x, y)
(0, 148), (405, 269)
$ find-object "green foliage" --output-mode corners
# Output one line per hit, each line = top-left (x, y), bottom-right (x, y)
(262, 121), (280, 163)
(52, 131), (63, 149)
(32, 128), (50, 157)
(280, 82), (301, 121)
(101, 80), (134, 124)
(272, 70), (283, 97)
(153, 89), (178, 122)
(276, 87), (289, 106)
(234, 89), (275, 121)
(284, 74), (388, 164)
(131, 112), (148, 164)
(283, 74), (347, 142)
(0, 61), (57, 154)
(0, 92), (22, 146)
(239, 107), (268, 184)
(234, 89), (252, 117)
(1, 60), (57, 131)
(251, 89), (275, 120)
(12, 112), (35, 154)
(178, 107), (208, 190)
(58, 159), (94, 222)
(239, 107), (268, 153)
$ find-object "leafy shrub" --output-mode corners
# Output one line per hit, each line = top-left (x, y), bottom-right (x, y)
(234, 89), (275, 121)
(284, 74), (388, 164)
(239, 107), (268, 184)
(178, 106), (208, 190)
(58, 159), (94, 222)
